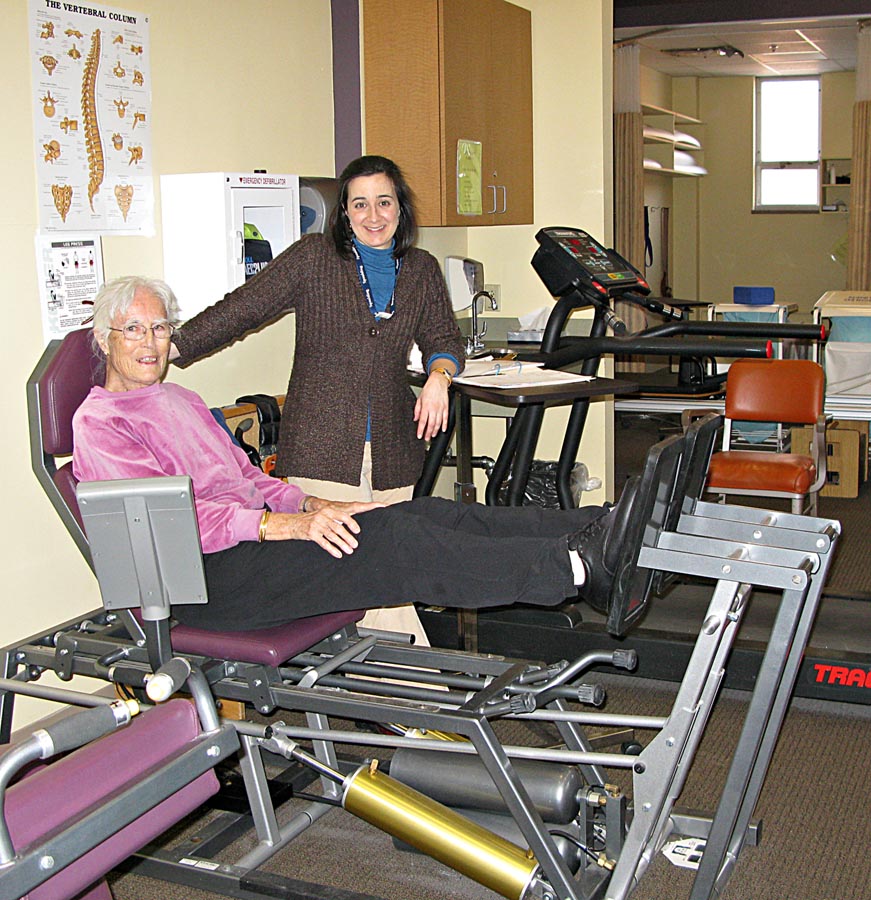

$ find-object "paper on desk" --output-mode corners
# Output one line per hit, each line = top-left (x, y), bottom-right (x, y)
(457, 358), (543, 378)
(455, 364), (593, 389)
(406, 357), (540, 379)
(408, 357), (593, 389)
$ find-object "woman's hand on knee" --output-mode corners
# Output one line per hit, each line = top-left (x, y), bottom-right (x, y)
(265, 501), (383, 559)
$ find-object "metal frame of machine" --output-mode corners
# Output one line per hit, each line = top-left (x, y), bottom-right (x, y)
(2, 374), (840, 898)
(0, 227), (839, 898)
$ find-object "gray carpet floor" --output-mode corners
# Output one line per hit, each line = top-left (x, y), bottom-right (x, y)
(108, 675), (871, 900)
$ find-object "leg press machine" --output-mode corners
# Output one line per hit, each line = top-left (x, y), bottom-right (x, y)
(0, 329), (840, 900)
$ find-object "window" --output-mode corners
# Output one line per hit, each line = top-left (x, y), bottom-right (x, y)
(754, 76), (821, 211)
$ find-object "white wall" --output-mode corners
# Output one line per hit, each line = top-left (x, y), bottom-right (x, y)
(4, 0), (613, 728)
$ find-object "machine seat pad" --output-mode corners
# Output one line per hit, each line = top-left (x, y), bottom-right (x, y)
(707, 450), (816, 494)
(163, 608), (366, 667)
(6, 699), (219, 900)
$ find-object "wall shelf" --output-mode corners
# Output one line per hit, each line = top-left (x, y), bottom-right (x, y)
(820, 157), (851, 212)
(642, 104), (705, 178)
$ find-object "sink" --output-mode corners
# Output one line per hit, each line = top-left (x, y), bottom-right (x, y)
(467, 347), (516, 360)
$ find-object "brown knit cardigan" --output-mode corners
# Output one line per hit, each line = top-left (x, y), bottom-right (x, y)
(173, 234), (465, 489)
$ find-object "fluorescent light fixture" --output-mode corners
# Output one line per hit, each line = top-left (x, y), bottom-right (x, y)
(663, 44), (745, 59)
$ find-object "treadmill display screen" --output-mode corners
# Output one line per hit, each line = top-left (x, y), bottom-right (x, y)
(532, 226), (644, 303)
(548, 228), (635, 282)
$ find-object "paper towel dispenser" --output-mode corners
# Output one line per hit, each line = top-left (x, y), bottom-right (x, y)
(299, 177), (339, 234)
(445, 256), (484, 312)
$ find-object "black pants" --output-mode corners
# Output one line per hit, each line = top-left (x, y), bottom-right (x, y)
(182, 497), (604, 632)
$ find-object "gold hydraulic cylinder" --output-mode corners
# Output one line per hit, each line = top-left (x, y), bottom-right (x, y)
(343, 762), (540, 900)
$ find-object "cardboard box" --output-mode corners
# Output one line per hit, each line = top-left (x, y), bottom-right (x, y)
(791, 420), (868, 499)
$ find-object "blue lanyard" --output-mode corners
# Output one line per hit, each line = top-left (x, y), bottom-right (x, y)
(350, 243), (402, 320)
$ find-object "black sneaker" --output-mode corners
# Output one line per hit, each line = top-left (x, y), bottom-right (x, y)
(568, 477), (641, 614)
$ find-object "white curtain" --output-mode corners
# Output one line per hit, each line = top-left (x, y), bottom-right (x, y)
(847, 21), (871, 290)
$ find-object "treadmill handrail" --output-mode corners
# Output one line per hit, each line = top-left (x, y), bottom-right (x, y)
(520, 336), (772, 368)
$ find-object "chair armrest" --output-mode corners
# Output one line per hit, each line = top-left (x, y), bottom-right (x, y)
(808, 414), (828, 493)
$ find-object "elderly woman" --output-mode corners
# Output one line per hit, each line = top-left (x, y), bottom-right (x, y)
(72, 277), (635, 633)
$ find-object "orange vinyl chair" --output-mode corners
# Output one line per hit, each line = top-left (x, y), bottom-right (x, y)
(705, 358), (828, 515)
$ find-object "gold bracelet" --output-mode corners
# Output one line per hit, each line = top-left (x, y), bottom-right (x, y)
(431, 366), (453, 386)
(258, 510), (270, 542)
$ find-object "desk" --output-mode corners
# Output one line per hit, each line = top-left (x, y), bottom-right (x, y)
(449, 376), (635, 504)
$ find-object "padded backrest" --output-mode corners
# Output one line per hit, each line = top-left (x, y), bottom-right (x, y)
(724, 359), (825, 425)
(38, 328), (102, 457)
(54, 463), (84, 530)
(28, 329), (102, 560)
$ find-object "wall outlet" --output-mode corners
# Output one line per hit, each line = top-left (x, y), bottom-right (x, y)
(484, 283), (501, 310)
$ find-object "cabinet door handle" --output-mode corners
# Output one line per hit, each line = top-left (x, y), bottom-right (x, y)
(486, 185), (497, 215)
(498, 185), (507, 214)
(235, 230), (244, 264)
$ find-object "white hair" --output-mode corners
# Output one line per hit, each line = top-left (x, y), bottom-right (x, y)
(90, 276), (181, 351)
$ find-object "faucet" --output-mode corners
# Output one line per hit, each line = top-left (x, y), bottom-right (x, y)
(466, 289), (497, 356)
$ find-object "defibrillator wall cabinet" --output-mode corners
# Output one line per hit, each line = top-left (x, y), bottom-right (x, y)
(161, 172), (301, 320)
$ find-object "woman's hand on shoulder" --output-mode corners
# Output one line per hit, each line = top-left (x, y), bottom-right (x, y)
(264, 499), (383, 559)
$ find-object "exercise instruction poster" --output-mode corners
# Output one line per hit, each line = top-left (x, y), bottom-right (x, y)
(36, 233), (105, 341)
(29, 0), (154, 234)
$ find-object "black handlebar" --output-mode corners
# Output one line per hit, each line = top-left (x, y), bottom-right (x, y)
(520, 336), (771, 368)
(643, 320), (825, 340)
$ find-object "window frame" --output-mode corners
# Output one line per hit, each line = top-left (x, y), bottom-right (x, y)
(753, 75), (822, 213)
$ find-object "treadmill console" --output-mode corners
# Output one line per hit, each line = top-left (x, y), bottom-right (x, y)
(532, 226), (649, 305)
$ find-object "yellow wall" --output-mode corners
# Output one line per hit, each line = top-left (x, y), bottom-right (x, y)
(644, 68), (855, 316)
(4, 0), (612, 728)
(462, 0), (616, 501)
(694, 75), (850, 316)
(822, 71), (855, 159)
(4, 0), (336, 728)
(640, 65), (671, 109)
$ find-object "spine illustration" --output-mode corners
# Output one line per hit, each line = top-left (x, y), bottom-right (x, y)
(82, 29), (104, 211)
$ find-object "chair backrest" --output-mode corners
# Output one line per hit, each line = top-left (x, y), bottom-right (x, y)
(724, 359), (825, 425)
(27, 328), (102, 563)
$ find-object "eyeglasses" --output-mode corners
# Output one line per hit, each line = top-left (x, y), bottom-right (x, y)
(108, 321), (175, 341)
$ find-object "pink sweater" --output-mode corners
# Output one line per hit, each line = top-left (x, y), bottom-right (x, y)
(72, 382), (306, 553)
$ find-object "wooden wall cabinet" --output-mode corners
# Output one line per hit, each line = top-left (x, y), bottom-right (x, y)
(362, 0), (533, 226)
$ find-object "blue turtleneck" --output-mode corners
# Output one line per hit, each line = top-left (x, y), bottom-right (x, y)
(353, 237), (396, 317)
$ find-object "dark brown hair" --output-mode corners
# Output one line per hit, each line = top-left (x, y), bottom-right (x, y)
(329, 155), (418, 258)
